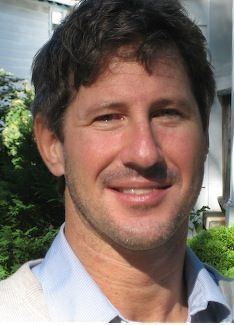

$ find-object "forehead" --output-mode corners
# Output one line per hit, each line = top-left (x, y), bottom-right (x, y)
(106, 53), (188, 83)
(98, 46), (187, 78)
(71, 52), (195, 111)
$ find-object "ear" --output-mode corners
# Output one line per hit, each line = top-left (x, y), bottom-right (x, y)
(34, 115), (65, 177)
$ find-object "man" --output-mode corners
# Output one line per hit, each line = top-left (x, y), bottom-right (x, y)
(0, 0), (233, 322)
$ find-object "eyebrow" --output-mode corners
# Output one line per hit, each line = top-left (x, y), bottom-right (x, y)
(82, 101), (128, 117)
(91, 101), (126, 110)
(82, 97), (195, 118)
(149, 98), (195, 111)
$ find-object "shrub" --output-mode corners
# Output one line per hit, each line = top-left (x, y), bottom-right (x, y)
(188, 206), (210, 235)
(0, 69), (63, 279)
(188, 226), (234, 278)
(0, 225), (58, 279)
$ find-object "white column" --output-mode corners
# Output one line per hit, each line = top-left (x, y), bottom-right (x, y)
(225, 0), (234, 226)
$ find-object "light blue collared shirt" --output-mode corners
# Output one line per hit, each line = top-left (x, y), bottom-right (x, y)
(32, 224), (232, 322)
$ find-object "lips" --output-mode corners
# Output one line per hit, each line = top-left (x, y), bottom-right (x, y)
(115, 185), (170, 195)
(120, 188), (157, 195)
(107, 181), (172, 206)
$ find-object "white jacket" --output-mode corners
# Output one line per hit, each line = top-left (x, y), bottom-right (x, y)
(0, 260), (51, 321)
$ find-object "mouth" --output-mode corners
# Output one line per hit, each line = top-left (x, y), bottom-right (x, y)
(108, 183), (172, 206)
(115, 185), (170, 195)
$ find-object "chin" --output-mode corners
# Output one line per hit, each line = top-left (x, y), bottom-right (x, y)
(102, 213), (188, 252)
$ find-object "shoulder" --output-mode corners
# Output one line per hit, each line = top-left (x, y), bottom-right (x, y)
(204, 262), (234, 287)
(0, 260), (51, 321)
(186, 246), (234, 319)
(204, 263), (234, 308)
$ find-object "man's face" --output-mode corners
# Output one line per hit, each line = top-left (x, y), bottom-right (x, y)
(60, 54), (207, 250)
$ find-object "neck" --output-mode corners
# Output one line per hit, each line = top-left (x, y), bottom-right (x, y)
(65, 210), (188, 322)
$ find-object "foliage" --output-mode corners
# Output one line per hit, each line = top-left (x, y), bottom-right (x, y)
(188, 226), (234, 278)
(0, 69), (63, 280)
(188, 205), (210, 235)
(0, 68), (32, 116)
(0, 225), (58, 279)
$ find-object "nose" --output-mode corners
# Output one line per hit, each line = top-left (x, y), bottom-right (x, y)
(120, 120), (164, 170)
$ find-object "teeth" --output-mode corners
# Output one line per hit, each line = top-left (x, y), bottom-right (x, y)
(121, 188), (155, 195)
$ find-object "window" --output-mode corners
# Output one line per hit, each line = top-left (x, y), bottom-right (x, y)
(49, 5), (69, 35)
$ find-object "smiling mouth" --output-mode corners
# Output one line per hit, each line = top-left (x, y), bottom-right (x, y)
(115, 186), (170, 195)
(107, 183), (172, 208)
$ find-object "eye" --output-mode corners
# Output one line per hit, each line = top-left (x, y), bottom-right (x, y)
(94, 113), (125, 123)
(151, 108), (183, 119)
(92, 113), (126, 130)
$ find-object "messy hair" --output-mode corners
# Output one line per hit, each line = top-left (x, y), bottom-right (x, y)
(31, 0), (215, 140)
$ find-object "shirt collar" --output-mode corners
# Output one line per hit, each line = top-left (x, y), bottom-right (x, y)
(185, 247), (232, 322)
(32, 224), (232, 322)
(32, 224), (120, 321)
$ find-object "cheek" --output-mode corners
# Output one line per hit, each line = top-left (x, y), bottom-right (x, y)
(66, 130), (122, 177)
(159, 127), (206, 171)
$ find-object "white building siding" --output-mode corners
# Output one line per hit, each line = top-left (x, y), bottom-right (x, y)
(181, 0), (209, 39)
(181, 0), (232, 212)
(208, 0), (232, 213)
(209, 0), (232, 89)
(0, 0), (50, 78)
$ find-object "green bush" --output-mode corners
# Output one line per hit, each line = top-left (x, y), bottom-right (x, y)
(0, 225), (58, 279)
(188, 226), (234, 278)
(0, 69), (62, 279)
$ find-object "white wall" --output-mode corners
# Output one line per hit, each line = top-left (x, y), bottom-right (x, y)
(181, 0), (232, 211)
(0, 0), (50, 78)
(209, 0), (232, 90)
(207, 0), (232, 210)
(181, 0), (209, 39)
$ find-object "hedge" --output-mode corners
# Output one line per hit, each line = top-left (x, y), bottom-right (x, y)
(188, 226), (234, 278)
(0, 69), (62, 280)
